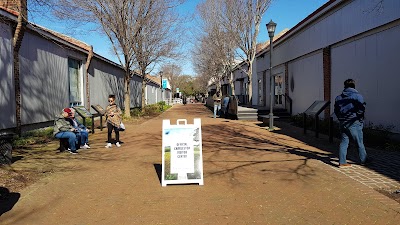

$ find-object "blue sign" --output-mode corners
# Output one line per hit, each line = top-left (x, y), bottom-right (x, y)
(162, 79), (167, 89)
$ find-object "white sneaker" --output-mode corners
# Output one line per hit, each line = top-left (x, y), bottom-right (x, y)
(116, 142), (121, 147)
(82, 144), (91, 149)
(105, 143), (112, 148)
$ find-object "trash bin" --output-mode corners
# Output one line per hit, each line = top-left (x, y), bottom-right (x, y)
(0, 133), (13, 165)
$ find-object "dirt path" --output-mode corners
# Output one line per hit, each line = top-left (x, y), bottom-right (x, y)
(1, 104), (399, 224)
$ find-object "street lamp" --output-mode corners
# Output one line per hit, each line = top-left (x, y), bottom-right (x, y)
(267, 20), (277, 131)
(160, 71), (163, 102)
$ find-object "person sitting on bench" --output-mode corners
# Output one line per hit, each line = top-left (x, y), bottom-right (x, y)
(53, 108), (79, 154)
(68, 108), (91, 149)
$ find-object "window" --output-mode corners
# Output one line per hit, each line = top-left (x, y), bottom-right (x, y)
(68, 58), (83, 106)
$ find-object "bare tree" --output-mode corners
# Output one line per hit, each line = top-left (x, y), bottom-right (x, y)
(194, 0), (249, 98)
(160, 63), (182, 96)
(53, 0), (183, 115)
(222, 0), (271, 104)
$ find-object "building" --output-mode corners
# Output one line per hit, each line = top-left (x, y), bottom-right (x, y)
(229, 0), (400, 133)
(0, 2), (164, 133)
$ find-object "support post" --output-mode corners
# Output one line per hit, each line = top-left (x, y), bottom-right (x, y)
(315, 115), (319, 138)
(329, 116), (333, 143)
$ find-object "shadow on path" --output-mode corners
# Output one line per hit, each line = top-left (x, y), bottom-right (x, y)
(0, 187), (20, 217)
(271, 121), (400, 183)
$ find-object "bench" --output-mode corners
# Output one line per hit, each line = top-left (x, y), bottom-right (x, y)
(58, 138), (81, 152)
(58, 138), (69, 152)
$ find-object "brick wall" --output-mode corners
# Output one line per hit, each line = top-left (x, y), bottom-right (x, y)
(323, 46), (331, 118)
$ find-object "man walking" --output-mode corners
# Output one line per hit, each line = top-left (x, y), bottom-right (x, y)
(212, 91), (222, 118)
(334, 79), (368, 167)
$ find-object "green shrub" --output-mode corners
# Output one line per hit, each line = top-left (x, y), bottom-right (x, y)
(12, 127), (55, 148)
(129, 102), (171, 118)
(129, 108), (144, 118)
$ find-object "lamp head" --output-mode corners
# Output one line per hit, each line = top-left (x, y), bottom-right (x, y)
(267, 20), (277, 38)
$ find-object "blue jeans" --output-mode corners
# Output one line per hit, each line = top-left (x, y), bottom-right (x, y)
(75, 130), (88, 145)
(214, 104), (221, 118)
(55, 131), (77, 151)
(339, 121), (367, 164)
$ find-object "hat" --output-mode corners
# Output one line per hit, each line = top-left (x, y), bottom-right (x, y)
(63, 108), (73, 117)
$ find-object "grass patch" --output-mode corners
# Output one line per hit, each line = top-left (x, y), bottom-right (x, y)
(12, 127), (55, 148)
(129, 101), (171, 118)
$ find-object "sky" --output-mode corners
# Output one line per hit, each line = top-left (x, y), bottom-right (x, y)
(29, 0), (329, 76)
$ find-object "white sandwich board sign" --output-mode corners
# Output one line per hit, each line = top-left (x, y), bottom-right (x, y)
(161, 118), (204, 186)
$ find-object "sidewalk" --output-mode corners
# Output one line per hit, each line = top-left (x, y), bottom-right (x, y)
(1, 104), (399, 224)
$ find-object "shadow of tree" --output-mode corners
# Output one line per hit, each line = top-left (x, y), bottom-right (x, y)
(0, 187), (20, 217)
(200, 122), (338, 185)
(271, 121), (400, 183)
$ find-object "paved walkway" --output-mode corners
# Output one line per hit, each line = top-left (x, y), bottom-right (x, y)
(1, 104), (399, 224)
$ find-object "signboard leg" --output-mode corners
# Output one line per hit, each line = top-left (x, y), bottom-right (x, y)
(91, 116), (95, 134)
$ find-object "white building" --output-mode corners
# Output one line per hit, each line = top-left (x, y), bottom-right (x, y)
(230, 0), (400, 133)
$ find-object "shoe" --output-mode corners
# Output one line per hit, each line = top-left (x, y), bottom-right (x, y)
(105, 143), (112, 148)
(69, 150), (78, 154)
(116, 142), (121, 147)
(339, 163), (352, 168)
(81, 144), (91, 149)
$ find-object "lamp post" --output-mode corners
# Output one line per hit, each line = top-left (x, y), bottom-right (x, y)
(267, 20), (277, 131)
(160, 71), (163, 102)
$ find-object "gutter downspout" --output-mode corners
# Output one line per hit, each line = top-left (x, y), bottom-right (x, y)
(85, 45), (93, 110)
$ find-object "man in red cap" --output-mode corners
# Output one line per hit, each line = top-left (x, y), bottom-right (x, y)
(53, 108), (79, 154)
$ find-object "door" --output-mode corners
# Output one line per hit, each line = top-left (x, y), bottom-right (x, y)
(258, 71), (267, 106)
(274, 74), (284, 108)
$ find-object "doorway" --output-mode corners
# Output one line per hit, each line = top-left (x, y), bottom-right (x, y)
(274, 73), (284, 108)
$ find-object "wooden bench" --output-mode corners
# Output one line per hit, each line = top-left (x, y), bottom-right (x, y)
(58, 138), (81, 152)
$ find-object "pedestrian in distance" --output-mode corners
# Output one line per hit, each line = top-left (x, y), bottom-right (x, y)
(334, 79), (368, 167)
(105, 94), (122, 148)
(212, 91), (222, 118)
(53, 108), (79, 154)
(222, 95), (230, 118)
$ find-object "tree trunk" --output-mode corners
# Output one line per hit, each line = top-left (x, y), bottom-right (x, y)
(141, 70), (147, 112)
(123, 72), (131, 118)
(85, 45), (93, 110)
(247, 62), (253, 106)
(230, 71), (235, 96)
(13, 0), (27, 136)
